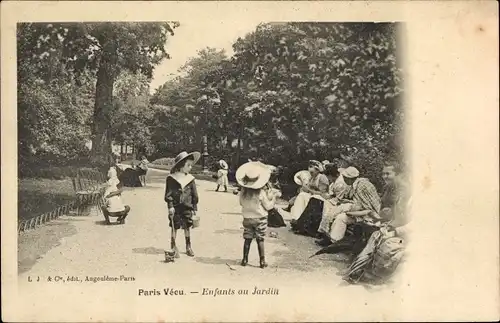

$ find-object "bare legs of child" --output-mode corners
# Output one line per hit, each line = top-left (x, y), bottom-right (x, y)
(241, 238), (267, 268)
(215, 185), (228, 192)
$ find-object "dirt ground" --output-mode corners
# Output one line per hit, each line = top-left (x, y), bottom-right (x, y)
(16, 167), (403, 321)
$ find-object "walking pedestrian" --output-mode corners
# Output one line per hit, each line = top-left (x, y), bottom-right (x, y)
(164, 151), (200, 260)
(215, 160), (229, 192)
(236, 161), (278, 269)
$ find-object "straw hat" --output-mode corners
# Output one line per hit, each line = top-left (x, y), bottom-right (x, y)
(339, 166), (360, 179)
(219, 159), (228, 170)
(172, 151), (201, 169)
(294, 170), (311, 186)
(235, 162), (271, 189)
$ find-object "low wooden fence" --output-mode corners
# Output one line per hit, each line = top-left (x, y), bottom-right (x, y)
(18, 168), (107, 234)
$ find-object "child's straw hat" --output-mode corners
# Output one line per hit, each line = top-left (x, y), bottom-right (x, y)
(236, 162), (271, 189)
(173, 151), (201, 169)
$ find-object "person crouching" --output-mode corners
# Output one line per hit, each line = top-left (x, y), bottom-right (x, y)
(102, 177), (130, 225)
(236, 161), (278, 269)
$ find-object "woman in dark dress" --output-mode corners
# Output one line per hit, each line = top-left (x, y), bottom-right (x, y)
(290, 161), (330, 237)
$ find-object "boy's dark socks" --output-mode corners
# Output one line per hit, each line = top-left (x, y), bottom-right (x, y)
(241, 238), (252, 266)
(185, 236), (194, 257)
(257, 239), (267, 268)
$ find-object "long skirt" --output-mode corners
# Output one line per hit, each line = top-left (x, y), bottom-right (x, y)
(318, 202), (355, 236)
(291, 198), (324, 237)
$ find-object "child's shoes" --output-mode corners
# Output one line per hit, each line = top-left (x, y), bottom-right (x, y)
(240, 258), (248, 266)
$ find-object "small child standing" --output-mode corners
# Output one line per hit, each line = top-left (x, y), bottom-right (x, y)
(236, 161), (278, 269)
(164, 151), (200, 260)
(215, 160), (229, 192)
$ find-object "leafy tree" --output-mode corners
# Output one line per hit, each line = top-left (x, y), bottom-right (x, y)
(18, 22), (179, 169)
(111, 70), (154, 155)
(152, 22), (404, 188)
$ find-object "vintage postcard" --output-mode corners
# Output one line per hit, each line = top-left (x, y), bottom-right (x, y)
(1, 1), (498, 322)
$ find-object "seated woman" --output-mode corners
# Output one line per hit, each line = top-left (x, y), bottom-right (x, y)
(282, 160), (329, 220)
(119, 162), (143, 187)
(323, 166), (382, 245)
(102, 176), (130, 224)
(281, 160), (330, 236)
(344, 190), (412, 284)
(316, 161), (350, 235)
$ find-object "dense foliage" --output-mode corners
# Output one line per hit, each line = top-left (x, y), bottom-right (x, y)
(18, 22), (404, 189)
(18, 22), (178, 173)
(150, 22), (404, 188)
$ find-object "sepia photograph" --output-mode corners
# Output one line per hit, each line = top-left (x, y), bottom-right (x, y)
(2, 1), (498, 322)
(16, 20), (407, 282)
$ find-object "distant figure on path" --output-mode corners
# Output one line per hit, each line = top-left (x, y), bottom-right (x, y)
(215, 160), (229, 192)
(138, 155), (149, 186)
(164, 151), (200, 260)
(236, 161), (278, 269)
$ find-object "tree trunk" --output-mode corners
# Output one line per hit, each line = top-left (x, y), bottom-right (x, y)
(90, 43), (117, 171)
(235, 123), (243, 168)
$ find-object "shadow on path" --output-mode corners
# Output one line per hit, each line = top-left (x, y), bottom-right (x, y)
(132, 247), (165, 255)
(213, 228), (241, 235)
(220, 212), (241, 216)
(193, 256), (239, 266)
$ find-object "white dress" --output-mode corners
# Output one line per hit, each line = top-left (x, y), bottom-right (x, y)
(217, 169), (229, 186)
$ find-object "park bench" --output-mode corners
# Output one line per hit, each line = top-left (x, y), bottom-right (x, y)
(71, 169), (106, 216)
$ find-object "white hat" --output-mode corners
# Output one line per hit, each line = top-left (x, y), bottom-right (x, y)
(339, 166), (360, 179)
(172, 151), (201, 170)
(236, 162), (271, 189)
(294, 170), (311, 186)
(219, 160), (228, 170)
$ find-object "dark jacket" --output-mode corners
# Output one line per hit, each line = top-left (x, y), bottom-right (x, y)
(164, 175), (199, 211)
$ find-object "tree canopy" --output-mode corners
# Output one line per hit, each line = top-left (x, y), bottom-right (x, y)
(150, 22), (404, 186)
(18, 21), (404, 187)
(18, 22), (179, 171)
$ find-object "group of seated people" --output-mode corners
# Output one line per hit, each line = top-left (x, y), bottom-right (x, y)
(274, 158), (411, 283)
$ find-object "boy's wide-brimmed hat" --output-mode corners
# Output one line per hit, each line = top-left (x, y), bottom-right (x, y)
(173, 151), (201, 170)
(236, 161), (271, 189)
(339, 166), (360, 179)
(219, 159), (229, 170)
(309, 160), (325, 172)
(294, 170), (312, 186)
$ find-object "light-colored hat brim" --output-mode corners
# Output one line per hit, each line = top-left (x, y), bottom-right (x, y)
(340, 167), (359, 179)
(219, 160), (229, 169)
(235, 162), (271, 189)
(173, 151), (201, 169)
(294, 170), (311, 185)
